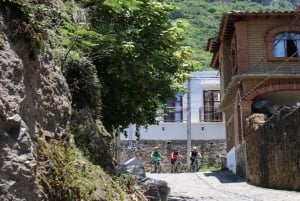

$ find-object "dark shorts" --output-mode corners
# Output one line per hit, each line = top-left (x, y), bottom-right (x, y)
(171, 159), (177, 164)
(190, 157), (196, 162)
(152, 160), (160, 166)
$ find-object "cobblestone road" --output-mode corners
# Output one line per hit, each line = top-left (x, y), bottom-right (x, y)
(147, 170), (300, 201)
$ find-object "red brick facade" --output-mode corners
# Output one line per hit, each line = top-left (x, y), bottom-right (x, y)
(207, 10), (300, 189)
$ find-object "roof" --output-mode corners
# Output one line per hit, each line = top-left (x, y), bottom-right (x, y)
(206, 10), (300, 68)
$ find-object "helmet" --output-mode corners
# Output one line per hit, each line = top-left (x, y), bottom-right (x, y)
(154, 146), (159, 150)
(193, 146), (197, 150)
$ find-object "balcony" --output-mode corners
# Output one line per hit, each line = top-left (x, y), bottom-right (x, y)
(155, 106), (223, 123)
(199, 107), (223, 122)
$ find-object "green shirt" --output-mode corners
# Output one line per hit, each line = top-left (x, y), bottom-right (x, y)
(151, 151), (161, 161)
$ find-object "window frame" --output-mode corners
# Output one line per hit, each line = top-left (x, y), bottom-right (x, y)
(266, 25), (300, 61)
(202, 90), (222, 122)
(163, 94), (183, 122)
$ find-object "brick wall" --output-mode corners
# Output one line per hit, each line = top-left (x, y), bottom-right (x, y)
(247, 18), (300, 73)
(245, 108), (300, 191)
(219, 17), (300, 155)
(119, 139), (226, 173)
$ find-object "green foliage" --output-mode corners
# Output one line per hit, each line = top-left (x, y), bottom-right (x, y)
(64, 59), (101, 117)
(60, 22), (103, 49)
(199, 165), (221, 172)
(103, 0), (143, 12)
(36, 138), (138, 200)
(116, 174), (141, 193)
(83, 0), (198, 132)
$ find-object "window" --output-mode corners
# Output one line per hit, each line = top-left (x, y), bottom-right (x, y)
(266, 25), (300, 61)
(274, 33), (300, 57)
(164, 94), (183, 122)
(201, 90), (222, 122)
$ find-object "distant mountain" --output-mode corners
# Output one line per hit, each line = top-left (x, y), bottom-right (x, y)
(167, 0), (299, 70)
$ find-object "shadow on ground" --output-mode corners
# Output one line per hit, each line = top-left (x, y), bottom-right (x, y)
(203, 169), (245, 183)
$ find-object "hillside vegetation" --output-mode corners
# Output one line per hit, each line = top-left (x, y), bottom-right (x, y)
(167, 0), (299, 70)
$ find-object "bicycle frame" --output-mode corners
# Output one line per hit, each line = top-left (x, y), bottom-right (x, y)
(152, 160), (161, 173)
(190, 157), (199, 172)
(172, 159), (182, 173)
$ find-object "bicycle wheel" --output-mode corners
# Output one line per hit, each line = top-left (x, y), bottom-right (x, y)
(177, 162), (183, 173)
(195, 160), (199, 172)
(192, 160), (198, 172)
(174, 161), (178, 173)
(154, 161), (159, 173)
(190, 161), (196, 172)
(190, 162), (194, 172)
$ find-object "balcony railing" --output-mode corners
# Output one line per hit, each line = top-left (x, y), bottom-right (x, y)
(199, 107), (223, 122)
(155, 106), (223, 123)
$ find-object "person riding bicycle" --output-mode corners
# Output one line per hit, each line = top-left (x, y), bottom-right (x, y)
(170, 147), (182, 173)
(151, 146), (162, 172)
(190, 146), (202, 171)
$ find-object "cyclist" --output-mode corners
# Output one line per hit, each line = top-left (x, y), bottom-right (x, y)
(190, 146), (202, 171)
(170, 147), (182, 173)
(151, 146), (162, 173)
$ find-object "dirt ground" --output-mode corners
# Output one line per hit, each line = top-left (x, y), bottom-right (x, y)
(147, 170), (300, 201)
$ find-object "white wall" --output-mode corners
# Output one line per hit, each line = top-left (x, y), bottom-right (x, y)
(120, 71), (225, 141)
(227, 147), (236, 174)
(121, 122), (225, 141)
(183, 71), (220, 122)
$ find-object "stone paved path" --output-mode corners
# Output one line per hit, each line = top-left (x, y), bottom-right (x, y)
(147, 170), (300, 201)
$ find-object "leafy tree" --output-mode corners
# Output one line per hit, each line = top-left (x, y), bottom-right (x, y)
(78, 0), (198, 132)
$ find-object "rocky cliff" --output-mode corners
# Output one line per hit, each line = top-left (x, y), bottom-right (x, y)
(0, 10), (72, 199)
(0, 2), (145, 200)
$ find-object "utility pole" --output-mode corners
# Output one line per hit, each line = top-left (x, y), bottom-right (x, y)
(187, 78), (192, 169)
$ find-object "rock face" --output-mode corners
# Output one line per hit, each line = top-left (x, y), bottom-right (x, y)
(116, 158), (170, 201)
(0, 14), (71, 200)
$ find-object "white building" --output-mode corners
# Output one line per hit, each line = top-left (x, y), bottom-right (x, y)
(121, 71), (225, 142)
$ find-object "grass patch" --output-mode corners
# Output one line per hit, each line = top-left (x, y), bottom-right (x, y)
(199, 165), (221, 172)
(35, 137), (146, 201)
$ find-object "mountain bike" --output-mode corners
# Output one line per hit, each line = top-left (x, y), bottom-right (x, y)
(152, 160), (161, 173)
(190, 157), (199, 172)
(172, 159), (183, 173)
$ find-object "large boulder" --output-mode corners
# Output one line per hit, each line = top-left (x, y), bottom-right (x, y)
(140, 177), (170, 201)
(116, 158), (170, 201)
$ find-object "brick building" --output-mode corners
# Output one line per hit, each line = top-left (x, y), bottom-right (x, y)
(207, 7), (300, 190)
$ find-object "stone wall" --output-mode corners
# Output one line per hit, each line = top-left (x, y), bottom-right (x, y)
(245, 108), (300, 191)
(119, 139), (226, 173)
